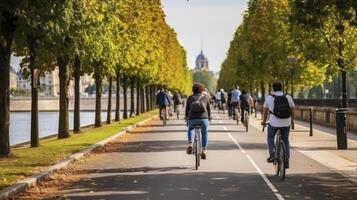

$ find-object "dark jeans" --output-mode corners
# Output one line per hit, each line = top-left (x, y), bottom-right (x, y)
(231, 102), (238, 117)
(267, 125), (290, 160)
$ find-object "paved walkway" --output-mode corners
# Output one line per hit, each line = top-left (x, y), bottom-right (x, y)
(250, 115), (357, 184)
(21, 110), (357, 200)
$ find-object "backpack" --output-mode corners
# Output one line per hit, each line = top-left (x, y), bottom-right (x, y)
(173, 93), (182, 104)
(190, 94), (206, 114)
(220, 92), (227, 103)
(240, 94), (249, 108)
(270, 95), (291, 119)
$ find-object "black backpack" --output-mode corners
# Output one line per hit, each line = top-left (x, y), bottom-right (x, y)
(190, 94), (206, 114)
(240, 94), (249, 108)
(173, 93), (182, 104)
(221, 92), (227, 103)
(270, 95), (291, 119)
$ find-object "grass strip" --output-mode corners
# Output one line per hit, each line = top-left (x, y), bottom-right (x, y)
(0, 110), (157, 190)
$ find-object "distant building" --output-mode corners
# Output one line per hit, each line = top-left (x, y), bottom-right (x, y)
(16, 71), (31, 91)
(10, 67), (17, 90)
(40, 68), (60, 97)
(80, 74), (95, 94)
(195, 50), (209, 71)
(16, 67), (95, 97)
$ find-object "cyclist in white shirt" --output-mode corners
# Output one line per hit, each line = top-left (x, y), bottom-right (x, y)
(231, 86), (241, 119)
(261, 82), (295, 169)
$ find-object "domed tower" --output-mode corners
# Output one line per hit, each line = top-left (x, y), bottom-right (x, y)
(195, 50), (209, 70)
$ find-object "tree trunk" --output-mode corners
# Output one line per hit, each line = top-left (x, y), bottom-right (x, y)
(338, 44), (348, 108)
(141, 86), (145, 113)
(95, 73), (102, 127)
(123, 75), (128, 119)
(73, 55), (81, 133)
(136, 79), (140, 116)
(146, 86), (150, 112)
(107, 77), (112, 124)
(130, 77), (135, 117)
(0, 13), (16, 157)
(151, 86), (156, 110)
(28, 35), (40, 147)
(115, 72), (120, 121)
(57, 55), (71, 139)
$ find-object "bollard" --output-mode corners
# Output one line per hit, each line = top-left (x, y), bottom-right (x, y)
(336, 108), (348, 149)
(309, 107), (313, 136)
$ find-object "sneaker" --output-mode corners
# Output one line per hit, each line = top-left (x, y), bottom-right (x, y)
(285, 161), (289, 169)
(267, 156), (275, 163)
(201, 152), (206, 159)
(186, 146), (192, 154)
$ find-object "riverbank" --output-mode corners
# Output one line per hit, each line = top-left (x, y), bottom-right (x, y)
(0, 110), (157, 191)
(10, 96), (133, 112)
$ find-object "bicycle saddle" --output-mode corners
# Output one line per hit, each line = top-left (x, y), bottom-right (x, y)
(193, 125), (202, 128)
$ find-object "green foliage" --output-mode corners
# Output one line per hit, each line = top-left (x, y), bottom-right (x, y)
(218, 0), (357, 95)
(192, 70), (217, 93)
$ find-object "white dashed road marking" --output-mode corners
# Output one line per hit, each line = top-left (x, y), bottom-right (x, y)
(226, 127), (285, 200)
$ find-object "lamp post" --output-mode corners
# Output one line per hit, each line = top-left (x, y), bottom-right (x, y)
(288, 57), (297, 98)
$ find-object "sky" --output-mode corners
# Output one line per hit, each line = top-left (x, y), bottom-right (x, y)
(161, 0), (248, 72)
(11, 0), (248, 73)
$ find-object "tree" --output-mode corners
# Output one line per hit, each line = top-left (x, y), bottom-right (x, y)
(192, 70), (217, 93)
(292, 0), (357, 107)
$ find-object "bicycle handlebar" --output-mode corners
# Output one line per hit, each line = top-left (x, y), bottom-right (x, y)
(262, 123), (269, 132)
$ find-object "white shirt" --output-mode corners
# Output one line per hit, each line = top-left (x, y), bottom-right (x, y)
(215, 92), (221, 100)
(263, 91), (295, 127)
(231, 89), (241, 103)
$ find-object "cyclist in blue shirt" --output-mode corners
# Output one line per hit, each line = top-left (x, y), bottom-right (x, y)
(230, 86), (241, 119)
(156, 88), (171, 119)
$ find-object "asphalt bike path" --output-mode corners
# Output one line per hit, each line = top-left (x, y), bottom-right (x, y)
(33, 110), (356, 200)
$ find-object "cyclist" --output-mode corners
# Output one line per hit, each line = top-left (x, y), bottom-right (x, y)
(238, 89), (254, 124)
(156, 88), (171, 120)
(173, 91), (183, 113)
(214, 90), (221, 110)
(261, 82), (295, 168)
(185, 83), (211, 159)
(227, 88), (232, 118)
(230, 86), (241, 119)
(220, 89), (228, 113)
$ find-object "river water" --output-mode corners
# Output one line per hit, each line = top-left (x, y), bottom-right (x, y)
(10, 111), (116, 146)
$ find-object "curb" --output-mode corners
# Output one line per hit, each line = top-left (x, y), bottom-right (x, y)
(0, 115), (157, 200)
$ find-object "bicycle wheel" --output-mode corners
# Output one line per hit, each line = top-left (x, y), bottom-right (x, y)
(245, 118), (248, 132)
(195, 130), (200, 170)
(274, 135), (281, 176)
(176, 107), (180, 120)
(279, 141), (286, 180)
(235, 109), (239, 125)
(162, 109), (166, 126)
(245, 111), (249, 132)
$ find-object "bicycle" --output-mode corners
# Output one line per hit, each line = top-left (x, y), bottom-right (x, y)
(174, 104), (180, 120)
(192, 125), (202, 170)
(242, 108), (249, 132)
(234, 107), (240, 125)
(160, 107), (167, 126)
(263, 124), (286, 180)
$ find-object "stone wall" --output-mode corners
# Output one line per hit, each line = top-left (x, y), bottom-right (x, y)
(293, 107), (357, 132)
